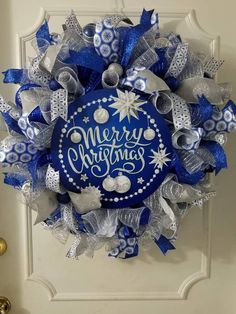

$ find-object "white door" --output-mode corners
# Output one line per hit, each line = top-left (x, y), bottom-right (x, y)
(0, 0), (236, 313)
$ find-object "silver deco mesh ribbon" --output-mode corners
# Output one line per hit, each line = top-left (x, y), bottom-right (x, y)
(102, 69), (119, 89)
(172, 128), (202, 150)
(56, 67), (84, 95)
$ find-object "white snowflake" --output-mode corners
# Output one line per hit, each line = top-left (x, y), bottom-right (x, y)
(80, 174), (88, 182)
(83, 116), (90, 124)
(109, 89), (147, 122)
(149, 147), (171, 170)
(137, 177), (144, 184)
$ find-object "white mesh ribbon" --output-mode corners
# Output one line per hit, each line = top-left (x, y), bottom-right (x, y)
(51, 219), (70, 244)
(118, 207), (147, 230)
(69, 186), (102, 214)
(50, 89), (68, 121)
(40, 44), (62, 74)
(50, 202), (78, 244)
(46, 164), (65, 194)
(165, 43), (189, 78)
(83, 209), (118, 237)
(31, 190), (58, 224)
(161, 176), (202, 203)
(144, 185), (177, 237)
(66, 233), (114, 259)
(66, 234), (83, 259)
(176, 77), (226, 105)
(33, 121), (56, 149)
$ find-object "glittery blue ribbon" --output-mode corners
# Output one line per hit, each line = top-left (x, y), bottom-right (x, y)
(3, 172), (28, 188)
(201, 140), (227, 174)
(190, 95), (213, 126)
(120, 9), (154, 67)
(155, 235), (175, 255)
(172, 150), (205, 184)
(150, 48), (169, 78)
(139, 206), (150, 225)
(28, 106), (48, 124)
(2, 69), (27, 84)
(36, 20), (51, 50)
(64, 48), (106, 73)
(84, 71), (102, 93)
(1, 111), (23, 134)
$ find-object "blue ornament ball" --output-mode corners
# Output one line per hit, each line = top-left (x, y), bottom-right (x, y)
(83, 23), (96, 42)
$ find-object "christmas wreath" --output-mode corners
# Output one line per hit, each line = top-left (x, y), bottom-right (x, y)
(0, 9), (235, 259)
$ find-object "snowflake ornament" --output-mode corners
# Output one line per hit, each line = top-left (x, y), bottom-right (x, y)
(149, 148), (171, 170)
(109, 89), (147, 122)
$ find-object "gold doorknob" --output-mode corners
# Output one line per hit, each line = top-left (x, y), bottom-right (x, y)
(0, 238), (7, 256)
(0, 297), (11, 314)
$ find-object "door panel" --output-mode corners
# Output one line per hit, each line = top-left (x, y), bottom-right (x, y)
(0, 1), (236, 314)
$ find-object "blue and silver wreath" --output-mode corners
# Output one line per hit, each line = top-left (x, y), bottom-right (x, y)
(0, 9), (235, 259)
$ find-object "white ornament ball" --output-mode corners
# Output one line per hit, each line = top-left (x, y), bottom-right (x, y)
(102, 176), (117, 192)
(144, 128), (156, 141)
(93, 107), (109, 124)
(71, 131), (82, 143)
(115, 175), (131, 194)
(108, 63), (123, 77)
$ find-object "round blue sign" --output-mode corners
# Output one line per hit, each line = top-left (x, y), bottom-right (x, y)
(51, 89), (173, 208)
